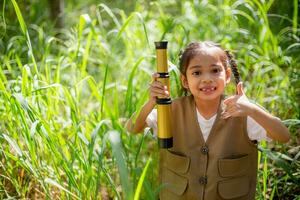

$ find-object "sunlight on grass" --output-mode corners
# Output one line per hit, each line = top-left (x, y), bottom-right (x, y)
(0, 0), (299, 199)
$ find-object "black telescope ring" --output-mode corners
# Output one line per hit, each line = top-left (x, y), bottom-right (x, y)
(155, 41), (168, 49)
(156, 98), (172, 105)
(158, 72), (169, 78)
(158, 137), (173, 149)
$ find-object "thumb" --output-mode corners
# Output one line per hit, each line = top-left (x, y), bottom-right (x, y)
(152, 73), (159, 82)
(236, 82), (244, 95)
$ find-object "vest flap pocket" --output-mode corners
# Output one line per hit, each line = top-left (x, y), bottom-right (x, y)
(164, 150), (190, 174)
(218, 176), (249, 199)
(218, 154), (249, 177)
(162, 167), (188, 196)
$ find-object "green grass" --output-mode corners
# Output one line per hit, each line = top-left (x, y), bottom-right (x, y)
(0, 0), (299, 199)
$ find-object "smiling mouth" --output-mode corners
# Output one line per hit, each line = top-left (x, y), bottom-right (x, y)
(200, 87), (217, 92)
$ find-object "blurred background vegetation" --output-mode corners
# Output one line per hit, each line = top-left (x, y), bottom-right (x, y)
(0, 0), (299, 199)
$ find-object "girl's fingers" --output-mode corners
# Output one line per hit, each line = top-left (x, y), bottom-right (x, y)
(222, 110), (241, 119)
(150, 83), (169, 98)
(223, 96), (236, 105)
(150, 74), (169, 98)
(222, 104), (235, 117)
(151, 87), (168, 96)
(224, 92), (246, 106)
(151, 81), (165, 89)
(151, 81), (168, 93)
(225, 104), (238, 113)
(152, 73), (160, 81)
(221, 112), (233, 119)
(221, 104), (241, 118)
(221, 112), (231, 119)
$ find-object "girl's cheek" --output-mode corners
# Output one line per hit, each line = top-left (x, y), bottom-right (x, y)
(214, 72), (225, 77)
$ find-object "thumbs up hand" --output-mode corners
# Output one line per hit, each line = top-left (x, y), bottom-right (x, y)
(236, 81), (245, 96)
(221, 82), (255, 119)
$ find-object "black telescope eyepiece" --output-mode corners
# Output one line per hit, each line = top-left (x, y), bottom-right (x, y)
(155, 41), (168, 49)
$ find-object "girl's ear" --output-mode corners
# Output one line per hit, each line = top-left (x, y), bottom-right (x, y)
(225, 67), (231, 84)
(180, 74), (189, 89)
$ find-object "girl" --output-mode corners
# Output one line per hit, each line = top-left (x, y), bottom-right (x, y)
(126, 41), (290, 200)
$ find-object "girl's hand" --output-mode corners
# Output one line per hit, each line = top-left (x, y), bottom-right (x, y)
(221, 82), (255, 119)
(149, 73), (170, 105)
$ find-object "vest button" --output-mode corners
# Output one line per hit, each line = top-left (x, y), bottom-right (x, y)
(201, 146), (209, 155)
(199, 176), (207, 185)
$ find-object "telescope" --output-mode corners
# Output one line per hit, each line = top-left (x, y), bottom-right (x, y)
(154, 41), (173, 149)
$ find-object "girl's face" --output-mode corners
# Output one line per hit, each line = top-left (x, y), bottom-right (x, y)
(181, 48), (231, 102)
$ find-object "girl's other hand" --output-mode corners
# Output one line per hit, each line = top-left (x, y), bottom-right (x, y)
(221, 82), (255, 119)
(149, 73), (170, 105)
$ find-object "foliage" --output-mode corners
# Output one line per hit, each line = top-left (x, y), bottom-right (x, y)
(0, 0), (299, 199)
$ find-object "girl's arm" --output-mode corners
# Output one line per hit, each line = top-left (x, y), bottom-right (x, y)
(222, 82), (290, 143)
(248, 104), (290, 142)
(126, 100), (156, 134)
(126, 73), (169, 134)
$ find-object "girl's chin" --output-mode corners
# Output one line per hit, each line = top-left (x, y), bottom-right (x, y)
(194, 95), (221, 102)
(201, 91), (216, 96)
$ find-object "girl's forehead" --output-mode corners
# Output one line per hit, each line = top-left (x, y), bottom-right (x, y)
(188, 48), (225, 66)
(196, 47), (224, 58)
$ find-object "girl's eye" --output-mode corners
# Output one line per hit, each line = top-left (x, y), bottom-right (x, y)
(212, 68), (221, 73)
(192, 71), (201, 76)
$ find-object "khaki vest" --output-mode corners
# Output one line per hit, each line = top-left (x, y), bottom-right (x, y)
(159, 95), (258, 200)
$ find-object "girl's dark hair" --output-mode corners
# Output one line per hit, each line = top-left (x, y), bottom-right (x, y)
(178, 41), (241, 94)
(224, 50), (241, 85)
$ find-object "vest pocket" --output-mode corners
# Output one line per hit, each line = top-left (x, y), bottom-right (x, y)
(218, 154), (249, 178)
(217, 176), (250, 199)
(163, 150), (190, 174)
(162, 167), (188, 196)
(161, 150), (190, 196)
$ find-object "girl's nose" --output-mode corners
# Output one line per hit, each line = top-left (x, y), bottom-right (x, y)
(201, 74), (213, 83)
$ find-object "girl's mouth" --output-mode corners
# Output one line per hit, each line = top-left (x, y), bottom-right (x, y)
(200, 87), (217, 92)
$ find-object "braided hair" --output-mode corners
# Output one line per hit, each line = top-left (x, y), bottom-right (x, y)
(225, 50), (241, 85)
(178, 41), (241, 95)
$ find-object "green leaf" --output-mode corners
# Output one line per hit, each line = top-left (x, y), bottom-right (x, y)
(11, 0), (27, 35)
(134, 158), (151, 200)
(45, 178), (80, 199)
(108, 130), (133, 200)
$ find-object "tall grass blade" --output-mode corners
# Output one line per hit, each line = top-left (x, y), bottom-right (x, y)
(101, 64), (109, 117)
(293, 0), (298, 34)
(11, 0), (38, 75)
(98, 3), (121, 28)
(108, 130), (133, 200)
(10, 0), (26, 34)
(134, 158), (151, 200)
(117, 12), (149, 46)
(2, 0), (6, 34)
(117, 12), (135, 39)
(2, 134), (23, 157)
(125, 57), (144, 116)
(80, 20), (93, 75)
(45, 178), (80, 199)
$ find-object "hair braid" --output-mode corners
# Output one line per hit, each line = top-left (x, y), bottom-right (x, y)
(225, 50), (241, 85)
